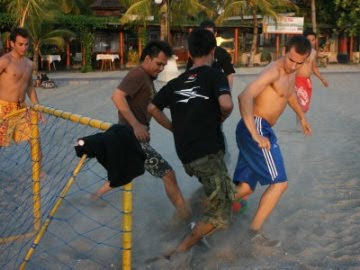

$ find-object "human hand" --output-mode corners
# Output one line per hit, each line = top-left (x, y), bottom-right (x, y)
(133, 123), (150, 142)
(321, 77), (329, 87)
(38, 112), (46, 124)
(300, 118), (312, 136)
(253, 134), (271, 151)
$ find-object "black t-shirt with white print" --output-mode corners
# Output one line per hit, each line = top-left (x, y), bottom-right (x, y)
(152, 65), (231, 164)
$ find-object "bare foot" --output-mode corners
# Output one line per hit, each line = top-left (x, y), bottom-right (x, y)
(87, 194), (107, 207)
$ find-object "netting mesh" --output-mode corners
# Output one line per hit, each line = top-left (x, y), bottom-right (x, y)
(0, 107), (127, 269)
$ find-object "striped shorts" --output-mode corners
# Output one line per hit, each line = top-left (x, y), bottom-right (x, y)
(233, 117), (287, 191)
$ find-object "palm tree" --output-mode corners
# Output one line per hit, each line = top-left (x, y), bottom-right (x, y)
(217, 0), (296, 67)
(55, 0), (93, 15)
(310, 0), (316, 33)
(121, 0), (214, 43)
(2, 0), (49, 27)
(27, 17), (74, 74)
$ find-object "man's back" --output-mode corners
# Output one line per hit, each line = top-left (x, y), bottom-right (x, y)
(0, 53), (32, 102)
(153, 65), (230, 163)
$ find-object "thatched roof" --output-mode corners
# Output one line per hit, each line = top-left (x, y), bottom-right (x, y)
(90, 0), (122, 10)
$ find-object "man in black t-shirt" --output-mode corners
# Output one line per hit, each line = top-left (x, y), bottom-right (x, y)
(186, 20), (235, 89)
(148, 28), (235, 256)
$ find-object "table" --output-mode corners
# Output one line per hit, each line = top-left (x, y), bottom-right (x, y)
(96, 54), (120, 71)
(41, 55), (61, 71)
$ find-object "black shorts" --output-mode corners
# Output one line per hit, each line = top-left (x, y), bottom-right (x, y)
(140, 142), (172, 178)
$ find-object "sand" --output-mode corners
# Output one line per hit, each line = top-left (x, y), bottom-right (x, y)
(1, 64), (360, 269)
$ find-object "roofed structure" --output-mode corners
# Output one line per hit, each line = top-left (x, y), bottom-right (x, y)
(90, 0), (124, 16)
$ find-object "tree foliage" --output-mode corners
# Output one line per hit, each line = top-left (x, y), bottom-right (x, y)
(0, 13), (15, 30)
(120, 0), (214, 28)
(216, 0), (296, 66)
(0, 0), (50, 27)
(335, 0), (360, 36)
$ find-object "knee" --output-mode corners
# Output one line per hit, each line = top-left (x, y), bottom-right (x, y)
(162, 170), (176, 182)
(277, 181), (288, 193)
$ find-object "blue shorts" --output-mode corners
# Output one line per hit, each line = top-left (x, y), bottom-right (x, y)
(233, 117), (287, 191)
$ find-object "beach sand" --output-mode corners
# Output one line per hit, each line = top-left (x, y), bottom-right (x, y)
(1, 65), (360, 269)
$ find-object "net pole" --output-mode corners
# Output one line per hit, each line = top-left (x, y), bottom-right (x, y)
(31, 104), (112, 131)
(0, 108), (35, 245)
(29, 109), (42, 231)
(19, 154), (88, 270)
(122, 182), (132, 270)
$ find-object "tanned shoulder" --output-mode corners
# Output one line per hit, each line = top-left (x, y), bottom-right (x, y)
(0, 54), (11, 74)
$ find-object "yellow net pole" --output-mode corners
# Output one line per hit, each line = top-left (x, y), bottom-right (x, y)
(122, 183), (132, 270)
(0, 108), (27, 121)
(19, 154), (88, 270)
(0, 108), (37, 244)
(0, 232), (36, 245)
(29, 109), (42, 231)
(31, 104), (112, 131)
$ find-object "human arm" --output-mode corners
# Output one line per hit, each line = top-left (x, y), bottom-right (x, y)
(227, 74), (233, 90)
(111, 89), (149, 142)
(218, 94), (233, 122)
(238, 67), (280, 150)
(26, 70), (45, 123)
(218, 47), (235, 90)
(312, 59), (329, 87)
(148, 82), (173, 131)
(288, 92), (312, 136)
(0, 55), (10, 75)
(147, 103), (172, 132)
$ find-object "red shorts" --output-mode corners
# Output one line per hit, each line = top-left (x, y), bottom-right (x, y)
(295, 76), (312, 113)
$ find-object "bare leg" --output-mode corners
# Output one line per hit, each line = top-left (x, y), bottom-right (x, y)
(250, 182), (288, 231)
(296, 112), (306, 131)
(172, 221), (215, 255)
(234, 182), (253, 200)
(162, 170), (190, 219)
(91, 181), (113, 199)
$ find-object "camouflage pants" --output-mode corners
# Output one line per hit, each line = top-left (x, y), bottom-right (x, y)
(184, 151), (235, 229)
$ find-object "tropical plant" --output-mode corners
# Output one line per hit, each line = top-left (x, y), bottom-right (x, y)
(217, 0), (297, 67)
(335, 0), (360, 37)
(0, 0), (50, 27)
(27, 17), (75, 74)
(56, 14), (115, 71)
(121, 0), (214, 43)
(54, 0), (95, 15)
(0, 12), (15, 30)
(310, 0), (316, 33)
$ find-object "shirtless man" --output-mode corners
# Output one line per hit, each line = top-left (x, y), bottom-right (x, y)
(295, 31), (329, 117)
(233, 36), (312, 245)
(0, 27), (43, 147)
